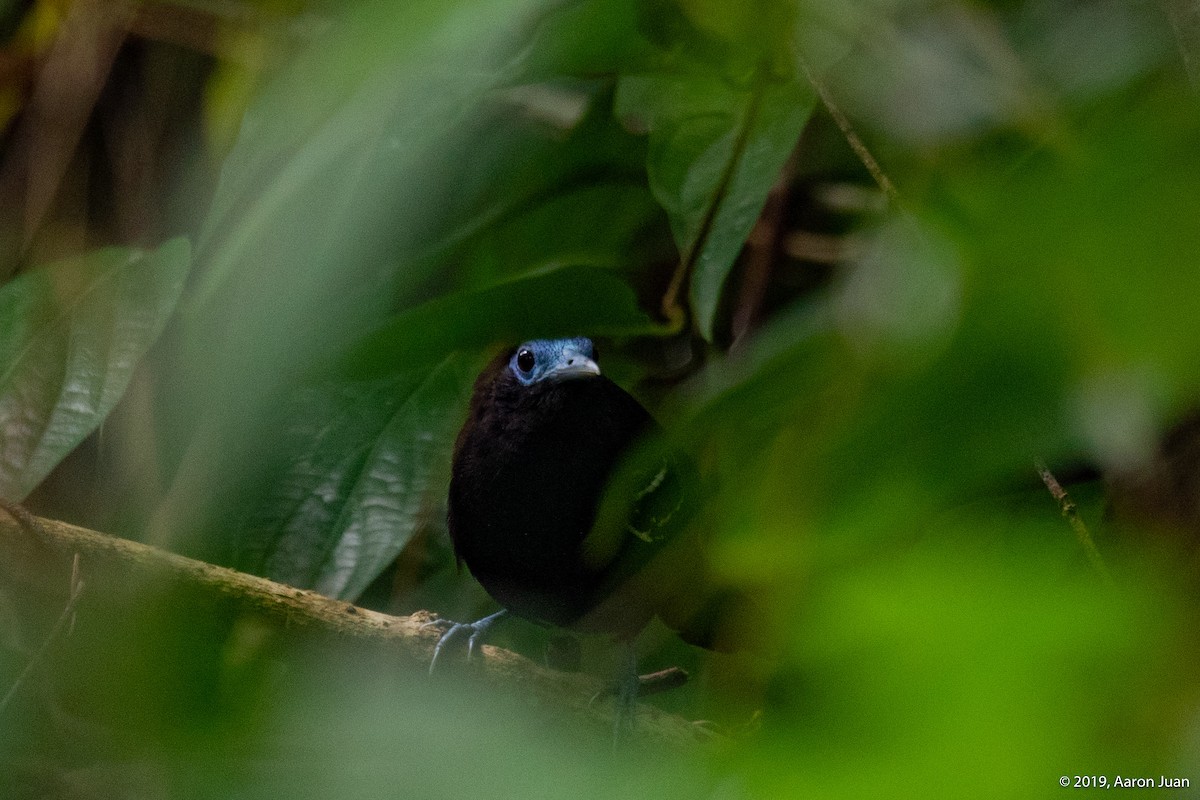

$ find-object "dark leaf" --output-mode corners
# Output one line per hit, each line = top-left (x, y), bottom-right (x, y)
(453, 182), (666, 285)
(237, 355), (475, 601)
(345, 265), (660, 380)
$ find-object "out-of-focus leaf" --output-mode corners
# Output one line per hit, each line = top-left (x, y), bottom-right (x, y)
(237, 355), (474, 600)
(154, 0), (563, 555)
(192, 0), (551, 305)
(1018, 0), (1173, 99)
(616, 71), (814, 339)
(197, 645), (711, 800)
(179, 0), (566, 390)
(830, 5), (1041, 146)
(937, 82), (1200, 470)
(791, 0), (910, 76)
(674, 0), (799, 51)
(0, 240), (189, 501)
(738, 533), (1186, 798)
(519, 0), (650, 80)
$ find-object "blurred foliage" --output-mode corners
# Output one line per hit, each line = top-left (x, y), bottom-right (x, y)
(2, 0), (1200, 797)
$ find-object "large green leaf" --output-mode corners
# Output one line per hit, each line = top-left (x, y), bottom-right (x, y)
(0, 240), (190, 501)
(616, 70), (814, 340)
(191, 0), (556, 309)
(236, 356), (474, 600)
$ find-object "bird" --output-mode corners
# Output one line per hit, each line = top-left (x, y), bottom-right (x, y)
(427, 337), (722, 733)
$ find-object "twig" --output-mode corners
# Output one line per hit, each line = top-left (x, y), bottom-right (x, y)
(0, 503), (85, 716)
(638, 666), (689, 698)
(0, 497), (42, 534)
(796, 55), (900, 206)
(1035, 460), (1114, 585)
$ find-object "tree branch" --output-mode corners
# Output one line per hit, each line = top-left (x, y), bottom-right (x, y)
(0, 510), (716, 749)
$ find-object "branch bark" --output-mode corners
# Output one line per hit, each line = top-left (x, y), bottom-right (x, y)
(0, 510), (715, 749)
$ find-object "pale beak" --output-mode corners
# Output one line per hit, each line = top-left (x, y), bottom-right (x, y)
(549, 353), (601, 380)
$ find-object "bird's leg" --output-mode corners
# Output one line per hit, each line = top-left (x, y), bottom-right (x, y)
(422, 610), (508, 674)
(612, 641), (639, 746)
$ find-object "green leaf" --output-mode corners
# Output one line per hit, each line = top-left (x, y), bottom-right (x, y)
(454, 182), (667, 284)
(791, 0), (910, 75)
(237, 355), (475, 601)
(519, 0), (648, 79)
(398, 82), (659, 288)
(0, 239), (190, 500)
(617, 71), (814, 340)
(345, 265), (660, 380)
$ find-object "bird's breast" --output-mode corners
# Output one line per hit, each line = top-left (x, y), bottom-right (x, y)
(447, 379), (648, 625)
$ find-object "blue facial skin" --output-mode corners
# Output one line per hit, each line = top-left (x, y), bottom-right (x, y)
(509, 338), (601, 386)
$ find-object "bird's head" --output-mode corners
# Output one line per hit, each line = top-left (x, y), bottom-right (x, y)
(508, 338), (601, 386)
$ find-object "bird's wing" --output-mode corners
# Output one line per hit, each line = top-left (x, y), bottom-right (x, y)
(579, 435), (697, 574)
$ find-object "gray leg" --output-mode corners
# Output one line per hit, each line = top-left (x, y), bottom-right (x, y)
(422, 610), (508, 674)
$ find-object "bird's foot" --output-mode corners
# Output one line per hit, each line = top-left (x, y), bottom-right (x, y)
(421, 610), (507, 674)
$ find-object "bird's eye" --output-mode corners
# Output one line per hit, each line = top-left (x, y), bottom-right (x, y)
(516, 348), (535, 373)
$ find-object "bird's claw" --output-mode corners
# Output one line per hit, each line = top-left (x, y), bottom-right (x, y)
(422, 610), (506, 674)
(424, 621), (484, 672)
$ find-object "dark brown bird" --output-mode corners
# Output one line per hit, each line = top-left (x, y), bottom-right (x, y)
(428, 338), (715, 730)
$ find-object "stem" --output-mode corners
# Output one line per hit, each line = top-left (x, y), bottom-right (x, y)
(797, 56), (900, 205)
(1034, 460), (1114, 585)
